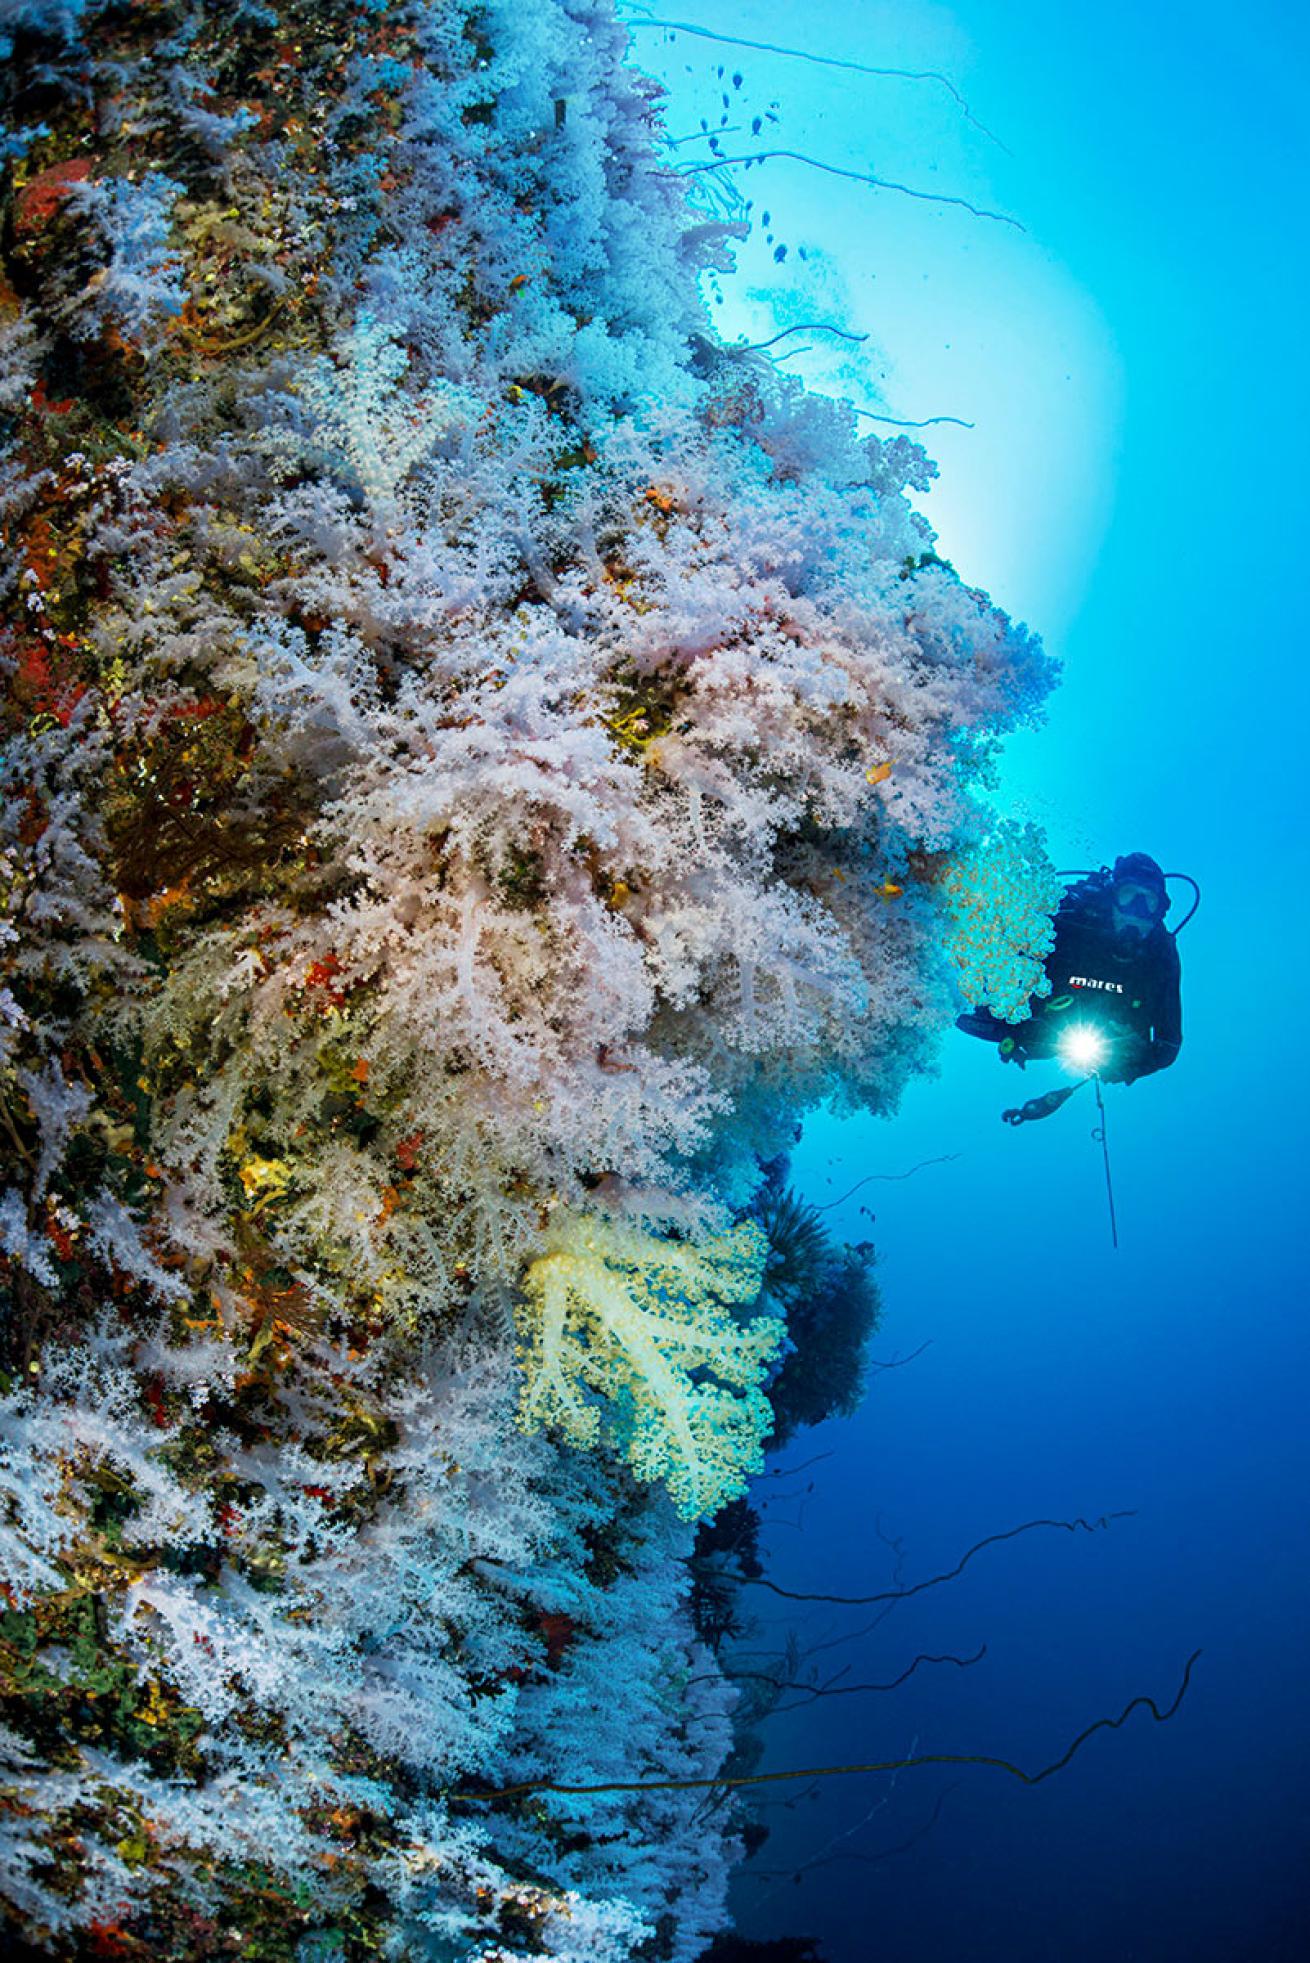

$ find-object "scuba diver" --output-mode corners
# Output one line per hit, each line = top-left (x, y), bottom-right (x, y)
(957, 852), (1184, 1088)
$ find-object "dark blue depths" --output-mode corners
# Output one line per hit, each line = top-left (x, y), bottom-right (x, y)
(680, 1), (1310, 1957)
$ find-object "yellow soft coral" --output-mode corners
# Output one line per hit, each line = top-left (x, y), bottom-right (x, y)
(517, 1215), (780, 1520)
(942, 818), (1062, 1024)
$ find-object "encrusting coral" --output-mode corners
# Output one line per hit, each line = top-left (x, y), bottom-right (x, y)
(0, 0), (1057, 1954)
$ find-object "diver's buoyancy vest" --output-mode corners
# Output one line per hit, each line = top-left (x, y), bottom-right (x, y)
(1037, 917), (1165, 1044)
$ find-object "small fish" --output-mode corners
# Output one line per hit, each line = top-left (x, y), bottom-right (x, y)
(865, 760), (893, 785)
(875, 880), (903, 901)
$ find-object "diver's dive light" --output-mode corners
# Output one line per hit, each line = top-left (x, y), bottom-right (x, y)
(1058, 1023), (1108, 1076)
(1001, 1020), (1119, 1247)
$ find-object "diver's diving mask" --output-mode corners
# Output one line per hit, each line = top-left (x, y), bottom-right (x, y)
(1113, 881), (1161, 920)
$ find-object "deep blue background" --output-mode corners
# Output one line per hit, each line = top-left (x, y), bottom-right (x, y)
(630, 3), (1310, 1957)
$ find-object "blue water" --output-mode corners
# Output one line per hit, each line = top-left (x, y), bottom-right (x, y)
(636, 3), (1310, 1956)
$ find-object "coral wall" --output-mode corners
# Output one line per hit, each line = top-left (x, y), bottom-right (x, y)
(0, 1), (1056, 1954)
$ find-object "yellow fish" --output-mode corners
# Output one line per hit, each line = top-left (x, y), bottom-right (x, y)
(866, 760), (894, 786)
(875, 880), (903, 901)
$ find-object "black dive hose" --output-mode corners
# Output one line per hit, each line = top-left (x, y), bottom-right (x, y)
(1090, 1075), (1119, 1250)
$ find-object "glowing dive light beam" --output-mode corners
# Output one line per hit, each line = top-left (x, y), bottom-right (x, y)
(1059, 1024), (1108, 1076)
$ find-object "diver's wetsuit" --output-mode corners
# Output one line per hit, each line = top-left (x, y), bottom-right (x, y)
(960, 890), (1183, 1084)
